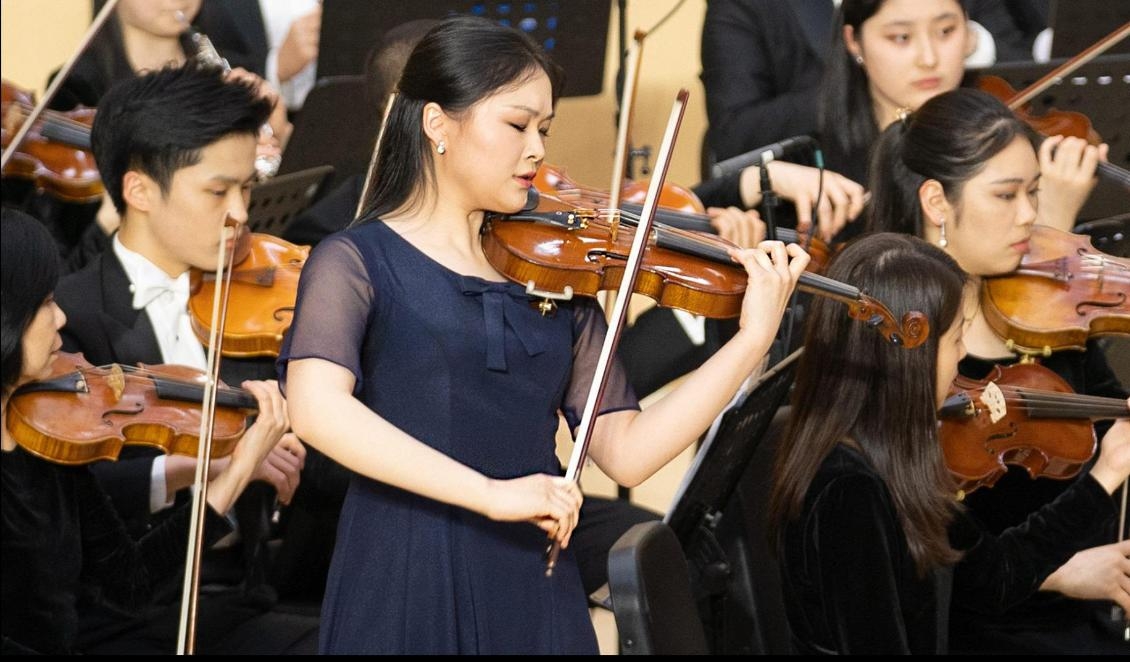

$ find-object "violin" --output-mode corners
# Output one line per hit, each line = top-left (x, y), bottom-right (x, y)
(975, 22), (1130, 190)
(1, 80), (101, 203)
(482, 189), (928, 347)
(980, 224), (1129, 355)
(938, 361), (1129, 496)
(5, 351), (257, 466)
(188, 231), (309, 358)
(534, 162), (833, 272)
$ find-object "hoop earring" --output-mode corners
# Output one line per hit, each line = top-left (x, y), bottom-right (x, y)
(938, 217), (948, 248)
(436, 140), (446, 155)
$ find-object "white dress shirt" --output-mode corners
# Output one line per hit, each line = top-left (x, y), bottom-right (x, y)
(113, 236), (208, 512)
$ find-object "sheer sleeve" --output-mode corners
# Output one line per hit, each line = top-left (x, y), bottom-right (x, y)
(277, 232), (373, 395)
(560, 298), (641, 432)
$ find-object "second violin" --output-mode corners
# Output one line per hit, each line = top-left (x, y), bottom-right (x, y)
(938, 361), (1129, 496)
(980, 225), (1129, 355)
(188, 231), (309, 358)
(6, 352), (257, 466)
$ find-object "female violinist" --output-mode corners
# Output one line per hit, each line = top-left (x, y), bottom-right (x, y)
(53, 63), (316, 654)
(0, 208), (289, 655)
(767, 231), (1130, 655)
(280, 16), (807, 654)
(865, 87), (1129, 653)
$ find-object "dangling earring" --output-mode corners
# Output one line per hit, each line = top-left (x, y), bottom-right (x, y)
(938, 217), (948, 248)
(436, 140), (446, 155)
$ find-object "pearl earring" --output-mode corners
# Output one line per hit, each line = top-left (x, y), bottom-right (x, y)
(436, 140), (446, 155)
(938, 217), (948, 248)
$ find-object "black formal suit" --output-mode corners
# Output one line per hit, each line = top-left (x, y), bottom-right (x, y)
(55, 248), (317, 654)
(701, 0), (833, 163)
(198, 0), (271, 78)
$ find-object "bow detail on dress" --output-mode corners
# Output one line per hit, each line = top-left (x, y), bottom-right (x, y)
(460, 277), (548, 372)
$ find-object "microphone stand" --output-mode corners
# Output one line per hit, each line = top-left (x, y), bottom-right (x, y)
(758, 155), (780, 242)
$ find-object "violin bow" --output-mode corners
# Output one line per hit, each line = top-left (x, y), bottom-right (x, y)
(353, 92), (397, 222)
(546, 88), (690, 576)
(0, 0), (120, 171)
(1004, 22), (1130, 111)
(176, 215), (240, 654)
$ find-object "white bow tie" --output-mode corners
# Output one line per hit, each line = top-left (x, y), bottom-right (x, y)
(131, 274), (190, 310)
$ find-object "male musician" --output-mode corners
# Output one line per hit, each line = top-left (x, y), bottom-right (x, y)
(54, 63), (317, 654)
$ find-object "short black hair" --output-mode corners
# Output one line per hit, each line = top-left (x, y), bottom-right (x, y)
(1, 209), (61, 393)
(92, 62), (273, 215)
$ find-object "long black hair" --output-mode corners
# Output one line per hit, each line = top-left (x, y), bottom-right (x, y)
(768, 232), (967, 575)
(818, 0), (969, 172)
(865, 88), (1040, 237)
(92, 62), (271, 215)
(1, 209), (61, 394)
(357, 15), (564, 222)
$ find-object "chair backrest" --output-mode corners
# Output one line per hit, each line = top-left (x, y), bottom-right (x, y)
(607, 521), (709, 655)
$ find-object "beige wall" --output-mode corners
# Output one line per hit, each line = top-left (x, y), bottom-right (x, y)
(1, 0), (710, 195)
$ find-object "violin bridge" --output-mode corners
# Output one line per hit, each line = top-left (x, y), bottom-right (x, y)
(108, 363), (125, 402)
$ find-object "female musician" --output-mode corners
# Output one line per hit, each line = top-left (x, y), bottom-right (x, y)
(820, 0), (1105, 234)
(54, 63), (316, 654)
(0, 208), (289, 655)
(865, 87), (1129, 653)
(767, 231), (1130, 655)
(280, 16), (807, 654)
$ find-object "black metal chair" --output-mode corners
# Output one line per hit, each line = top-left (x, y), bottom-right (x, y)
(607, 521), (709, 655)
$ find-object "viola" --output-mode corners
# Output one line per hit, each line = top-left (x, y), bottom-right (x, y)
(534, 162), (833, 272)
(1, 79), (101, 203)
(938, 361), (1129, 496)
(482, 189), (928, 347)
(5, 351), (257, 466)
(980, 224), (1129, 355)
(975, 22), (1130, 190)
(188, 231), (309, 358)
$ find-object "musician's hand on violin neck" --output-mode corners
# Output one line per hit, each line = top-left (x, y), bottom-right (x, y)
(738, 160), (866, 242)
(706, 206), (764, 248)
(1036, 135), (1109, 232)
(1089, 402), (1130, 495)
(205, 379), (290, 513)
(1040, 540), (1130, 612)
(729, 241), (809, 340)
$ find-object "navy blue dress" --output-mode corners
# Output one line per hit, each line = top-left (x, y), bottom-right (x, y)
(279, 219), (639, 654)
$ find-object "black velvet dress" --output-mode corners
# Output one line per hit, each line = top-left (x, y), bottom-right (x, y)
(950, 341), (1129, 654)
(0, 445), (231, 654)
(777, 443), (1116, 654)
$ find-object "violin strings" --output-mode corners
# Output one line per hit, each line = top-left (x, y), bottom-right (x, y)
(12, 100), (93, 133)
(961, 387), (1129, 417)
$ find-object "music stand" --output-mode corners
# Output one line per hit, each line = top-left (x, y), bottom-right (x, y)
(971, 54), (1130, 222)
(664, 349), (800, 548)
(1049, 1), (1130, 58)
(316, 0), (611, 97)
(247, 166), (334, 237)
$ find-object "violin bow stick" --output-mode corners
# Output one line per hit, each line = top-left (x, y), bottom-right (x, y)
(176, 215), (239, 654)
(0, 0), (121, 171)
(546, 88), (691, 576)
(353, 92), (397, 222)
(599, 29), (647, 316)
(1006, 22), (1130, 110)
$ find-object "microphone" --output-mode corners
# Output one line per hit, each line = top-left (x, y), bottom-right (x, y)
(710, 135), (819, 179)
